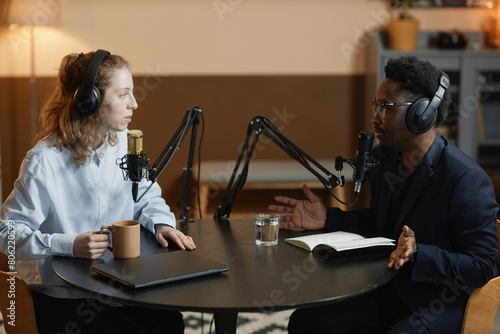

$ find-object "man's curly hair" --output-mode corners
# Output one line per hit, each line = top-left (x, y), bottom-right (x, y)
(384, 56), (451, 127)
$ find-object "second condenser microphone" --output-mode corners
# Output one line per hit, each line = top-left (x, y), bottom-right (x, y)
(127, 130), (148, 202)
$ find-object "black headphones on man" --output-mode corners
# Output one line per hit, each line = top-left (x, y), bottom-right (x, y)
(405, 72), (450, 134)
(74, 49), (111, 116)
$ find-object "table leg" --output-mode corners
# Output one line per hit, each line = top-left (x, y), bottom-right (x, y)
(214, 311), (238, 334)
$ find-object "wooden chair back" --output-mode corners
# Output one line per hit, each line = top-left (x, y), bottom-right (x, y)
(461, 219), (500, 334)
(0, 252), (8, 272)
(0, 253), (39, 334)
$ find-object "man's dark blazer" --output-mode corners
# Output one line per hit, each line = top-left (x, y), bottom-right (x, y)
(325, 134), (499, 333)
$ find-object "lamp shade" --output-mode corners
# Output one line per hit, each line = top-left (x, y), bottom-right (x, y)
(4, 0), (60, 27)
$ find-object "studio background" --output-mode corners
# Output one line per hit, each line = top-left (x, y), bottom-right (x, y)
(0, 0), (490, 217)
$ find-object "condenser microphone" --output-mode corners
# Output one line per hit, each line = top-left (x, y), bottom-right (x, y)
(351, 131), (377, 202)
(126, 130), (148, 202)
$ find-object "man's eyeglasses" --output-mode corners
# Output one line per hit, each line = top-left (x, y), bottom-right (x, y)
(372, 100), (414, 119)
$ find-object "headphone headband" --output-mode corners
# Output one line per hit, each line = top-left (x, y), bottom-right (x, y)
(425, 72), (450, 118)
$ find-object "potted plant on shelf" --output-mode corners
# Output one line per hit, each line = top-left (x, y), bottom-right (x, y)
(387, 0), (420, 51)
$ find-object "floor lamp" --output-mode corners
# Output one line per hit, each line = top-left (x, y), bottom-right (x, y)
(3, 0), (60, 204)
(5, 0), (60, 141)
(6, 0), (39, 141)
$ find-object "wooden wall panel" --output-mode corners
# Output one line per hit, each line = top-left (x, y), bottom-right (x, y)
(0, 78), (35, 194)
(0, 75), (368, 217)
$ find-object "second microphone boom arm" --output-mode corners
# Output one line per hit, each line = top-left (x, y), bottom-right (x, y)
(214, 116), (353, 222)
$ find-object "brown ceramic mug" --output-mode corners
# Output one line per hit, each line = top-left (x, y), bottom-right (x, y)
(100, 220), (140, 259)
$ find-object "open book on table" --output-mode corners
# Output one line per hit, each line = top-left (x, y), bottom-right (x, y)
(284, 231), (395, 252)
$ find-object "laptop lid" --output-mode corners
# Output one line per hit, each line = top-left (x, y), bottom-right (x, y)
(90, 251), (229, 288)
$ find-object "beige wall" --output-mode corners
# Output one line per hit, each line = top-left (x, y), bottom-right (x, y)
(0, 0), (489, 77)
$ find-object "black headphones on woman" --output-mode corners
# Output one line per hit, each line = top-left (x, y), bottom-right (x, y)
(405, 72), (450, 134)
(74, 49), (111, 116)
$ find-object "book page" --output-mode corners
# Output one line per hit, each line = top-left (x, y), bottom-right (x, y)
(285, 231), (394, 251)
(330, 237), (395, 251)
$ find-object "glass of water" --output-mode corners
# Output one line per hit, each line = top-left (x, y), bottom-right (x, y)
(254, 213), (280, 246)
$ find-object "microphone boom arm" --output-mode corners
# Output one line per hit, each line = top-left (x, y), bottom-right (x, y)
(214, 116), (349, 222)
(130, 106), (203, 222)
(148, 106), (202, 184)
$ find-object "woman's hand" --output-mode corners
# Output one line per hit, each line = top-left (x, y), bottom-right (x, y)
(156, 225), (196, 250)
(73, 231), (110, 259)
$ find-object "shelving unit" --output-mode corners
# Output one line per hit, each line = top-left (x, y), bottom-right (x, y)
(367, 31), (500, 167)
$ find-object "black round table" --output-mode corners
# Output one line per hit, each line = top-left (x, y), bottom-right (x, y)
(52, 219), (396, 334)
